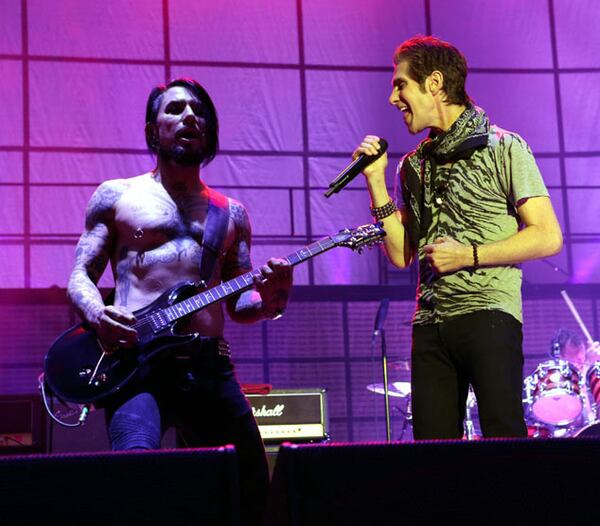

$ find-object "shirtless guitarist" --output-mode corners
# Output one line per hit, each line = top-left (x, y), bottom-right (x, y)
(66, 78), (292, 526)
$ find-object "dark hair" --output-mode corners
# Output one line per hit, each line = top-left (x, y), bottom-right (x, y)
(393, 35), (471, 106)
(555, 329), (585, 350)
(145, 77), (219, 166)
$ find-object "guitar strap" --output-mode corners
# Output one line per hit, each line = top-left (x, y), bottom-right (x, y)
(199, 189), (230, 283)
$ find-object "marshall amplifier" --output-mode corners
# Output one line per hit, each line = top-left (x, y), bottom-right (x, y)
(247, 389), (328, 444)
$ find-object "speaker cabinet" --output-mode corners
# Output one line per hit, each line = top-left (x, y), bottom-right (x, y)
(265, 438), (600, 525)
(0, 447), (240, 525)
(0, 394), (46, 455)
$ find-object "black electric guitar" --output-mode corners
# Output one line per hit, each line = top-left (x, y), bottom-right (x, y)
(44, 223), (385, 405)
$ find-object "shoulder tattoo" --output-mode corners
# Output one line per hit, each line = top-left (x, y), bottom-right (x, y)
(85, 181), (126, 229)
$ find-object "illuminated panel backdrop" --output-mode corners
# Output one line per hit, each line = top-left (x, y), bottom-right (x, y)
(1, 0), (599, 442)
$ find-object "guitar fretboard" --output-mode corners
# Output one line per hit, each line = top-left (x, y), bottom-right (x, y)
(147, 235), (338, 331)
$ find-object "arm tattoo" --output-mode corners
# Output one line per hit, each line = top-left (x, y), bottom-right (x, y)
(67, 181), (124, 323)
(223, 200), (253, 279)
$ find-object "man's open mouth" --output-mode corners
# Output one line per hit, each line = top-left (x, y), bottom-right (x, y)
(176, 128), (200, 141)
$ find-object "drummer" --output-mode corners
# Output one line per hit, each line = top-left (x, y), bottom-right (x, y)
(556, 329), (600, 424)
(557, 329), (600, 369)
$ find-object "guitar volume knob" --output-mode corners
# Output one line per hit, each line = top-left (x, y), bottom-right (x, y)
(92, 373), (108, 387)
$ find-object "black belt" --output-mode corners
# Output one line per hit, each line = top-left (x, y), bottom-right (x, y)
(173, 337), (231, 362)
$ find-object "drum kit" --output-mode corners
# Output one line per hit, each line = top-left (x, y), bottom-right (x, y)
(523, 358), (600, 438)
(526, 290), (600, 438)
(366, 359), (600, 440)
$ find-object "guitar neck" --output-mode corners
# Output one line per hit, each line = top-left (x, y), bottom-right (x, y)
(159, 235), (339, 323)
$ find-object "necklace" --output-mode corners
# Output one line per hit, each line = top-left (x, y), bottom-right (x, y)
(433, 162), (455, 206)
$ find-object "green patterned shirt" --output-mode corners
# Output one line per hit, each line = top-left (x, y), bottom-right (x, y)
(397, 127), (549, 325)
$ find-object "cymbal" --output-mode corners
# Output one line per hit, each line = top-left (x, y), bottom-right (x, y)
(366, 381), (411, 398)
(367, 382), (479, 407)
(387, 359), (411, 371)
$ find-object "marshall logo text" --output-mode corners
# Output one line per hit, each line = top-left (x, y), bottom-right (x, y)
(253, 404), (285, 418)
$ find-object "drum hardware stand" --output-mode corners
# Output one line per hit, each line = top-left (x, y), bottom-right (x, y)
(372, 298), (392, 442)
(464, 387), (477, 440)
(398, 396), (412, 441)
(465, 407), (476, 440)
(376, 327), (392, 442)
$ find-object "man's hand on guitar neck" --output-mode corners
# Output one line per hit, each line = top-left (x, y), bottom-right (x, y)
(254, 257), (293, 319)
(90, 305), (138, 353)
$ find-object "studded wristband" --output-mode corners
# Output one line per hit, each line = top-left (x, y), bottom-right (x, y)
(370, 200), (398, 221)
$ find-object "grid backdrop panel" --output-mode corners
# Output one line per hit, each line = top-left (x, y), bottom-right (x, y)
(1, 0), (598, 288)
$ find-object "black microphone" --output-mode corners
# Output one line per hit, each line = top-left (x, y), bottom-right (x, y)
(372, 297), (390, 344)
(324, 138), (389, 198)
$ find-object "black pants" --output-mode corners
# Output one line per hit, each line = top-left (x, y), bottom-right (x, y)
(411, 310), (527, 439)
(104, 339), (269, 526)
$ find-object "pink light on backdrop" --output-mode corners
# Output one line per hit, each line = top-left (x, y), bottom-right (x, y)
(572, 252), (600, 284)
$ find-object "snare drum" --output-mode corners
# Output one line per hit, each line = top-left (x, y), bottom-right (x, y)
(523, 359), (583, 426)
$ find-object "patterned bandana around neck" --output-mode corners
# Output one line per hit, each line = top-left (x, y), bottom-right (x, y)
(400, 105), (490, 249)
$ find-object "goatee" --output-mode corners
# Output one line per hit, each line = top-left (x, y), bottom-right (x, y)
(158, 144), (204, 167)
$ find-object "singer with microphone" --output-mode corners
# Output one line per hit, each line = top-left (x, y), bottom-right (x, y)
(353, 36), (563, 440)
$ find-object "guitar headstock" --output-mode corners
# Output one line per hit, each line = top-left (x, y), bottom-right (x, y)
(331, 223), (386, 253)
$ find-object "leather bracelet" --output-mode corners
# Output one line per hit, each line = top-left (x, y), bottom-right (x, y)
(370, 200), (398, 221)
(472, 243), (479, 269)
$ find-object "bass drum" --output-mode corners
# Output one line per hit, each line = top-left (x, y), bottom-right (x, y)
(523, 359), (583, 426)
(573, 422), (600, 437)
